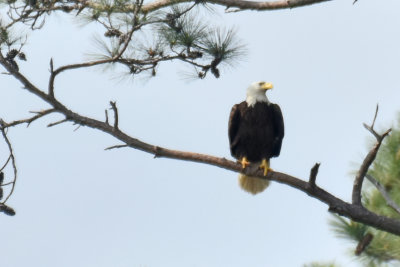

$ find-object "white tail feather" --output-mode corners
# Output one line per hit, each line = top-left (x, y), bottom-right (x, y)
(238, 174), (269, 195)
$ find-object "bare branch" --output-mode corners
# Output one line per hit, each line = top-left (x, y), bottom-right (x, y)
(352, 108), (391, 206)
(0, 120), (18, 205)
(3, 49), (400, 236)
(47, 118), (68, 127)
(371, 104), (378, 129)
(105, 144), (129, 150)
(0, 156), (12, 172)
(363, 105), (380, 140)
(1, 109), (56, 128)
(366, 174), (400, 216)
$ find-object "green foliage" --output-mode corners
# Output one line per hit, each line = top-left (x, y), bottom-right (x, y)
(159, 7), (208, 49)
(200, 28), (245, 66)
(154, 5), (245, 78)
(329, 117), (400, 266)
(330, 215), (368, 242)
(1, 0), (245, 79)
(367, 119), (400, 219)
(0, 27), (8, 45)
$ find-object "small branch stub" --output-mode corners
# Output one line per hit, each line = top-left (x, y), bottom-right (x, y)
(105, 110), (109, 125)
(309, 162), (320, 188)
(109, 101), (119, 130)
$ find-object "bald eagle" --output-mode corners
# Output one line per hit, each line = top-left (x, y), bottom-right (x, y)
(228, 81), (284, 194)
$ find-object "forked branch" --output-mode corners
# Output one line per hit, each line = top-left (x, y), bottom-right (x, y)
(352, 106), (391, 206)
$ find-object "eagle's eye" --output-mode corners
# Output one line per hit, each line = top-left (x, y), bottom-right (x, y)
(258, 82), (265, 86)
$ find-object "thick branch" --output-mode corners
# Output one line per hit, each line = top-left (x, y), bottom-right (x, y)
(141, 0), (332, 13)
(17, 0), (332, 15)
(3, 51), (400, 236)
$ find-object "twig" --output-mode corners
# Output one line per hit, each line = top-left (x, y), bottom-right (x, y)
(105, 144), (129, 150)
(0, 155), (12, 172)
(105, 109), (109, 125)
(109, 101), (119, 130)
(366, 174), (400, 216)
(47, 118), (68, 127)
(48, 58), (55, 97)
(371, 105), (378, 129)
(0, 120), (18, 204)
(363, 105), (380, 140)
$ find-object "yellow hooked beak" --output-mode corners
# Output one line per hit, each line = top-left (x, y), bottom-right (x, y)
(261, 82), (274, 90)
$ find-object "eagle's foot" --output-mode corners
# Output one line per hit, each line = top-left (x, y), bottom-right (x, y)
(259, 159), (271, 176)
(239, 157), (251, 169)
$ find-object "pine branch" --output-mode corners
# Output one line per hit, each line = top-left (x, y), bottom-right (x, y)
(365, 174), (400, 216)
(141, 0), (332, 13)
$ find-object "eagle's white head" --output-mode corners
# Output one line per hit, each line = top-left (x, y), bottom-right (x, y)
(246, 81), (274, 107)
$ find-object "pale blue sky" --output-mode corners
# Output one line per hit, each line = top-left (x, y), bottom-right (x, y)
(1, 0), (400, 266)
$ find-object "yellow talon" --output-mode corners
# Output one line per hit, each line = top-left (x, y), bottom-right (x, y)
(259, 159), (271, 176)
(239, 157), (251, 169)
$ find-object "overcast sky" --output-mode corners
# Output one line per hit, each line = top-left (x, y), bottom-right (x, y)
(1, 0), (400, 266)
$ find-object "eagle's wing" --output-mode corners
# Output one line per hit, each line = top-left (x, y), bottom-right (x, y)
(228, 104), (241, 154)
(271, 103), (284, 156)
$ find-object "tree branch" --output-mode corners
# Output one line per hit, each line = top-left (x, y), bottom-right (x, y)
(2, 51), (400, 236)
(7, 0), (333, 19)
(141, 0), (332, 13)
(1, 109), (56, 128)
(352, 107), (391, 206)
(0, 120), (18, 207)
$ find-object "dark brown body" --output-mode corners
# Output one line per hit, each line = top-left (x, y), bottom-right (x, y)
(228, 101), (284, 162)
